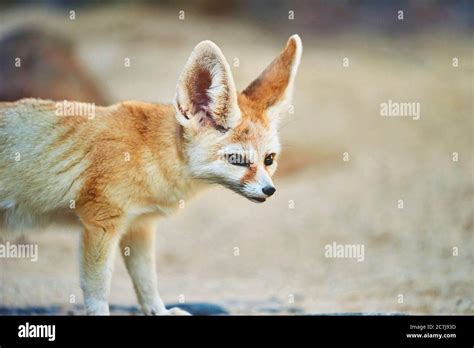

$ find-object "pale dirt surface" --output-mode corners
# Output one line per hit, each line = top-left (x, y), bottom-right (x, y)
(0, 5), (472, 314)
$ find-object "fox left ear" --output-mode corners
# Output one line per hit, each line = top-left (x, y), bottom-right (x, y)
(174, 40), (241, 132)
(242, 34), (302, 124)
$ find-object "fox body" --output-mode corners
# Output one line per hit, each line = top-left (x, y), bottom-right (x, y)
(0, 35), (302, 315)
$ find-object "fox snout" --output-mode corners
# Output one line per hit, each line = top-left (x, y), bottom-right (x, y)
(248, 186), (276, 204)
(239, 166), (277, 203)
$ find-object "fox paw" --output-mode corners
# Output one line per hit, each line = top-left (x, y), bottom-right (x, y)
(166, 307), (191, 316)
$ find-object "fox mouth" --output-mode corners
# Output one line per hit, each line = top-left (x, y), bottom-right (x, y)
(221, 182), (268, 203)
(248, 196), (266, 203)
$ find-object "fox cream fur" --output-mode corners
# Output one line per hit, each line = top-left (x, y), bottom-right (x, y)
(0, 35), (302, 315)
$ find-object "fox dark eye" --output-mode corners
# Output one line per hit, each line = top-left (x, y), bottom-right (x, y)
(227, 154), (251, 167)
(264, 153), (275, 166)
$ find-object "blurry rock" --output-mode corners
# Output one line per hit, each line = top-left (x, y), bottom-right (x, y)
(166, 302), (229, 315)
(0, 305), (62, 315)
(0, 27), (108, 105)
(0, 303), (229, 315)
(456, 298), (473, 313)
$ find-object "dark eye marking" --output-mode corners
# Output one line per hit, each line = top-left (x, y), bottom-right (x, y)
(227, 153), (252, 167)
(264, 153), (276, 166)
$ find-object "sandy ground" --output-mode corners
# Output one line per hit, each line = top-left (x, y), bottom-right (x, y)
(0, 5), (472, 314)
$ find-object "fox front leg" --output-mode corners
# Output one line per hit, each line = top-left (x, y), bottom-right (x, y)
(120, 215), (190, 315)
(80, 223), (121, 315)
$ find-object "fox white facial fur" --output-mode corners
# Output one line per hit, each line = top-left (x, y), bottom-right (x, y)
(0, 35), (302, 315)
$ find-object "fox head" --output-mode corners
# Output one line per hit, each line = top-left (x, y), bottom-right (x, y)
(174, 35), (302, 203)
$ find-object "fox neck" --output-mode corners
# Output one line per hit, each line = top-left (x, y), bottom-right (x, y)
(129, 102), (208, 206)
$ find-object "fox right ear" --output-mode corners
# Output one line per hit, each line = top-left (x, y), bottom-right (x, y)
(174, 40), (241, 132)
(242, 35), (302, 125)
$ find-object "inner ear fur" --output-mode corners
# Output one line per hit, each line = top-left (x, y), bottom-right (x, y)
(174, 40), (241, 131)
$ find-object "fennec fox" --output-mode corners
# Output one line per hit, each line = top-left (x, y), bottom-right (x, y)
(0, 35), (302, 315)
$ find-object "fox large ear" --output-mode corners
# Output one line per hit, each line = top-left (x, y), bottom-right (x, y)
(242, 34), (302, 124)
(174, 40), (241, 131)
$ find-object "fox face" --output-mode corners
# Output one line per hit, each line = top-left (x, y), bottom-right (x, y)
(174, 35), (302, 203)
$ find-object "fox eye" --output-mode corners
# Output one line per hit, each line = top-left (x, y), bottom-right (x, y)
(227, 154), (251, 167)
(264, 153), (275, 166)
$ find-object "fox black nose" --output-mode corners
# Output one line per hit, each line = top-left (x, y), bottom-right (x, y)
(262, 186), (276, 196)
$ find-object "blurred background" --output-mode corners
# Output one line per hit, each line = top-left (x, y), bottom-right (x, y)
(0, 0), (472, 314)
